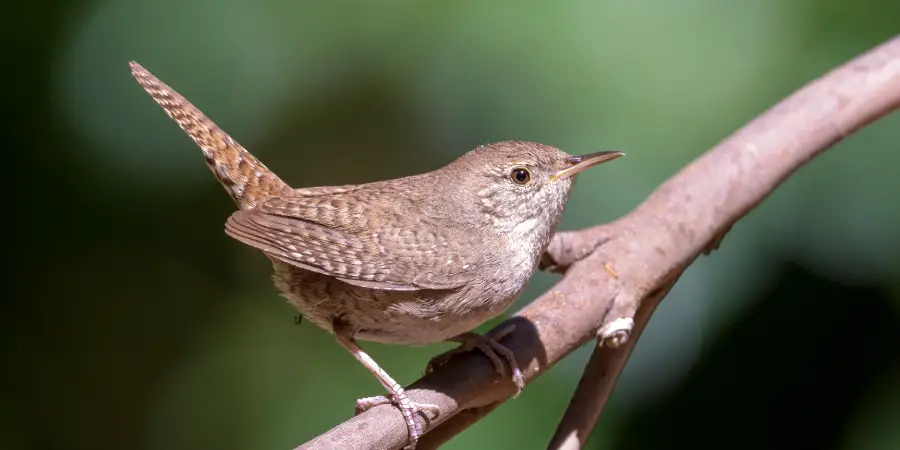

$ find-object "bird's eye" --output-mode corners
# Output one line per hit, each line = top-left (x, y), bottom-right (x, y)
(510, 167), (531, 185)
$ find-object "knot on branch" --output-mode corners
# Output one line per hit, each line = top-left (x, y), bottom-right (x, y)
(597, 317), (635, 347)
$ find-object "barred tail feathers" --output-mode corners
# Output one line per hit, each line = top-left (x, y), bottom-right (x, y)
(129, 62), (290, 209)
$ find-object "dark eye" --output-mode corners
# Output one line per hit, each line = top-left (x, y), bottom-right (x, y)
(510, 167), (531, 185)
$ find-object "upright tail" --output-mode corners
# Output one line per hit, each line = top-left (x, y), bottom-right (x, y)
(129, 61), (291, 210)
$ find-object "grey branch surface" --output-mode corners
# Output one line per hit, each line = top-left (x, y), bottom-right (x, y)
(297, 36), (900, 450)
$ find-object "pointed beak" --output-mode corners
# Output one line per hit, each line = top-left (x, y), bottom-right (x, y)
(550, 150), (625, 181)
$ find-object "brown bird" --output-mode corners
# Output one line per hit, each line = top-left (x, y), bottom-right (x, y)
(129, 61), (623, 449)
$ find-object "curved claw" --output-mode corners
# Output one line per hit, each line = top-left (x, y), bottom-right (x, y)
(355, 393), (439, 449)
(426, 324), (525, 396)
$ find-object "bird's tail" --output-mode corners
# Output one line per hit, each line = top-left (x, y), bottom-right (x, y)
(129, 61), (291, 210)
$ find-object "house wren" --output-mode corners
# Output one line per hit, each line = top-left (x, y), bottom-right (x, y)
(130, 62), (623, 449)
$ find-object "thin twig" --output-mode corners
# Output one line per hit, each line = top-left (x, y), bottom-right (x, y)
(546, 283), (670, 450)
(295, 35), (900, 450)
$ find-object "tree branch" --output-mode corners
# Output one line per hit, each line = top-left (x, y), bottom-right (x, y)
(296, 35), (900, 450)
(546, 35), (900, 450)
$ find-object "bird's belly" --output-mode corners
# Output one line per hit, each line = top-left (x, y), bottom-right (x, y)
(352, 308), (497, 345)
(272, 262), (524, 346)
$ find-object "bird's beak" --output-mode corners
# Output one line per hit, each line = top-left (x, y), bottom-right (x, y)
(551, 150), (625, 181)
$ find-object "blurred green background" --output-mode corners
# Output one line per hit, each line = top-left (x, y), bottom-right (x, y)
(4, 1), (899, 449)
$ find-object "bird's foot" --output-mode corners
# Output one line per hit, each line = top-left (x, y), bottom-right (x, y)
(426, 324), (525, 396)
(355, 392), (439, 450)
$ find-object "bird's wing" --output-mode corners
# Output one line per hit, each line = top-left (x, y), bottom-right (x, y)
(224, 193), (481, 291)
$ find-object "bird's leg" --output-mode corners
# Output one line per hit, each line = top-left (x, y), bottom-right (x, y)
(425, 323), (525, 396)
(333, 333), (439, 450)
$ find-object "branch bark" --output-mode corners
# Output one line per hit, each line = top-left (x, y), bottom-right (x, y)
(296, 36), (900, 450)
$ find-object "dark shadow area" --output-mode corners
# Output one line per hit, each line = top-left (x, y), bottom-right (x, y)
(414, 315), (547, 399)
(610, 260), (900, 449)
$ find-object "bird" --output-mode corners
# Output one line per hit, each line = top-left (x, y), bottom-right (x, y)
(129, 61), (624, 449)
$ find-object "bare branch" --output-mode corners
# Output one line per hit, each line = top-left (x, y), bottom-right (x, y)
(546, 35), (900, 450)
(296, 36), (900, 450)
(546, 283), (671, 450)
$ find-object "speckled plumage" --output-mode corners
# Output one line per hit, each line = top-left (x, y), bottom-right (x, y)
(224, 147), (573, 345)
(130, 61), (622, 449)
